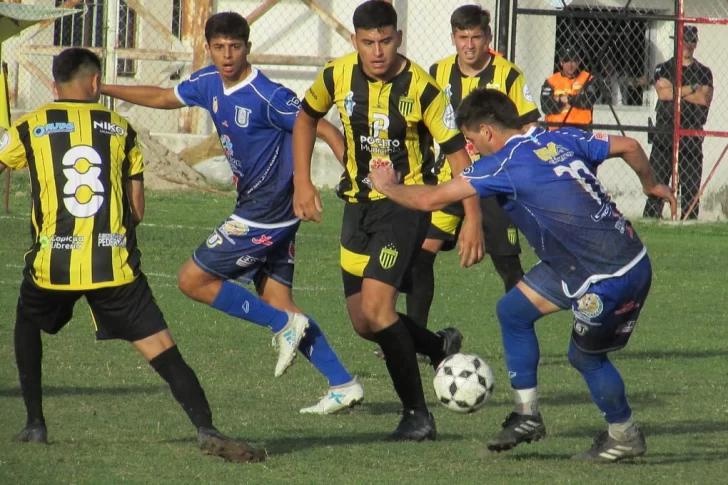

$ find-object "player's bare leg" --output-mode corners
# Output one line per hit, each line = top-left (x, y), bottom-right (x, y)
(134, 330), (264, 463)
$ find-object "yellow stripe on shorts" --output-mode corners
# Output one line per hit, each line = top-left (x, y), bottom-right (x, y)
(340, 245), (370, 277)
(431, 210), (460, 236)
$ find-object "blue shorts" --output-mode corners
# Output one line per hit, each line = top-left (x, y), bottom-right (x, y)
(523, 255), (652, 354)
(193, 215), (299, 288)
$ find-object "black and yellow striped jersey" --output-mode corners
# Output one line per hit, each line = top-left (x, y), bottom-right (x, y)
(0, 100), (144, 290)
(302, 52), (466, 202)
(429, 54), (541, 182)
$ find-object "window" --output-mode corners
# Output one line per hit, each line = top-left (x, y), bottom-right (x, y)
(53, 0), (104, 48)
(117, 1), (137, 77)
(53, 0), (137, 77)
(170, 0), (183, 80)
(555, 8), (651, 106)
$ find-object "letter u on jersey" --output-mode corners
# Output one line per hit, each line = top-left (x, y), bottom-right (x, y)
(235, 106), (252, 127)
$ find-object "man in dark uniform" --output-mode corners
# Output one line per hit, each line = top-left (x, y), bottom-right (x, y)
(644, 25), (713, 220)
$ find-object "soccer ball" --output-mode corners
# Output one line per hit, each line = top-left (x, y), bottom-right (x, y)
(433, 353), (495, 413)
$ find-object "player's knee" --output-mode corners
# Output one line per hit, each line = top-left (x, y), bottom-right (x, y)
(496, 288), (537, 330)
(567, 341), (606, 373)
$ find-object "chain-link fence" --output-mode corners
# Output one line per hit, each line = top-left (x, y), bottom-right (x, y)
(2, 0), (727, 219)
(515, 0), (728, 220)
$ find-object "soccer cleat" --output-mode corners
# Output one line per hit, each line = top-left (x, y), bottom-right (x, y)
(13, 420), (48, 444)
(198, 427), (265, 463)
(571, 428), (647, 463)
(486, 412), (547, 452)
(431, 327), (463, 368)
(299, 378), (365, 415)
(387, 409), (437, 442)
(271, 311), (309, 377)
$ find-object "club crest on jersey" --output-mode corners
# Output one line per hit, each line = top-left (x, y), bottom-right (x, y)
(235, 106), (252, 127)
(442, 103), (457, 130)
(212, 96), (219, 113)
(344, 91), (355, 117)
(379, 243), (398, 270)
(444, 83), (452, 100)
(576, 293), (603, 319)
(398, 96), (414, 116)
(533, 142), (573, 164)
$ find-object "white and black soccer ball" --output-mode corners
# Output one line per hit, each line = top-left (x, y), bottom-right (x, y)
(433, 353), (495, 414)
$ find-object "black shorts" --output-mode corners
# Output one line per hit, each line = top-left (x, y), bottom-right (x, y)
(340, 199), (430, 297)
(425, 197), (521, 255)
(16, 272), (168, 342)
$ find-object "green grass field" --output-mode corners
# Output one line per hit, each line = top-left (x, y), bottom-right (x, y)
(1, 175), (727, 485)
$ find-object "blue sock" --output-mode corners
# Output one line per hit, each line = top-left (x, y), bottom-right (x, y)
(210, 281), (288, 332)
(567, 341), (632, 423)
(299, 316), (353, 387)
(496, 287), (544, 390)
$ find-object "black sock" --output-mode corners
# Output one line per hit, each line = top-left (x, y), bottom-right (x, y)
(14, 313), (45, 426)
(373, 320), (428, 413)
(491, 254), (524, 293)
(398, 312), (444, 363)
(150, 346), (213, 430)
(405, 249), (437, 328)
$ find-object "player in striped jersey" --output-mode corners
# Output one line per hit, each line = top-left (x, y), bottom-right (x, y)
(0, 48), (262, 462)
(293, 1), (484, 441)
(406, 5), (540, 332)
(102, 12), (364, 414)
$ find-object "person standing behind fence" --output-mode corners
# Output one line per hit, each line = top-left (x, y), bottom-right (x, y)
(643, 25), (713, 220)
(0, 47), (263, 463)
(541, 47), (600, 129)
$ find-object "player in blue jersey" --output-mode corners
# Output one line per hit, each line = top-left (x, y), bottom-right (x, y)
(102, 12), (364, 414)
(370, 89), (677, 462)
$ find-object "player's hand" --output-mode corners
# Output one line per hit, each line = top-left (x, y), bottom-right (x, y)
(369, 166), (400, 193)
(644, 184), (678, 220)
(457, 217), (485, 268)
(293, 180), (323, 223)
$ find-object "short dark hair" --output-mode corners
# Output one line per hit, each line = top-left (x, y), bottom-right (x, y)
(450, 5), (490, 34)
(204, 12), (250, 44)
(52, 47), (101, 84)
(353, 1), (397, 31)
(456, 89), (523, 131)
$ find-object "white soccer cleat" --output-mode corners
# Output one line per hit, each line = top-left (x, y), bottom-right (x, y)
(272, 312), (309, 377)
(299, 378), (365, 415)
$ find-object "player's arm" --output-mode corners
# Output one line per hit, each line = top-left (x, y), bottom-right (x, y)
(315, 119), (345, 166)
(370, 165), (477, 212)
(101, 84), (184, 109)
(293, 65), (335, 223)
(128, 179), (145, 226)
(0, 126), (28, 172)
(444, 148), (484, 265)
(608, 135), (677, 218)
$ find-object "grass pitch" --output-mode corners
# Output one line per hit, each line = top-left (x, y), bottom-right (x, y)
(1, 176), (727, 484)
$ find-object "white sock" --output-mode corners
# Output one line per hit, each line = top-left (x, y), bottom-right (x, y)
(608, 417), (637, 441)
(514, 387), (539, 416)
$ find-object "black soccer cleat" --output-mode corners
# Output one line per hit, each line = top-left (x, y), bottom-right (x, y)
(572, 428), (646, 463)
(431, 327), (463, 369)
(198, 427), (265, 463)
(486, 412), (546, 452)
(387, 409), (437, 442)
(13, 420), (48, 444)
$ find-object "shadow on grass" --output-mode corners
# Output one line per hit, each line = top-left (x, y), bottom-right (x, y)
(0, 384), (167, 398)
(541, 349), (728, 365)
(559, 419), (728, 439)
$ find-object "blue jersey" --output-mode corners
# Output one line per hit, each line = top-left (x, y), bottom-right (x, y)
(175, 66), (300, 224)
(461, 127), (645, 297)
